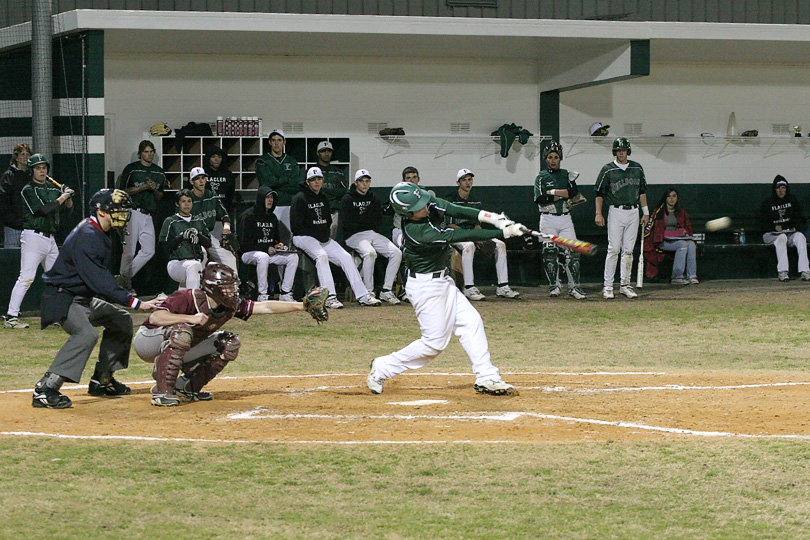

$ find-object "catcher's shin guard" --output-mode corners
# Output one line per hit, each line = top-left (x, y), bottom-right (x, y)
(542, 242), (560, 290)
(154, 323), (193, 396)
(562, 250), (582, 288)
(186, 331), (240, 392)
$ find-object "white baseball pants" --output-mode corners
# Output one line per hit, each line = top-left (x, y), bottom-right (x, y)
(371, 272), (501, 384)
(120, 209), (155, 280)
(392, 227), (403, 248)
(452, 239), (508, 287)
(763, 231), (810, 273)
(604, 206), (640, 288)
(346, 230), (402, 291)
(292, 235), (369, 299)
(167, 259), (203, 290)
(207, 235), (238, 272)
(539, 213), (577, 240)
(241, 250), (299, 295)
(7, 230), (58, 317)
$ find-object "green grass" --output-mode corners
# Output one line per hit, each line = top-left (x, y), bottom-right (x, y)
(2, 281), (810, 538)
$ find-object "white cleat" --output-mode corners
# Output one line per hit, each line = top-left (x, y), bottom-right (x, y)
(378, 290), (401, 305)
(568, 287), (586, 300)
(358, 293), (382, 306)
(779, 271), (790, 282)
(602, 287), (614, 299)
(549, 285), (562, 297)
(473, 378), (517, 396)
(325, 295), (344, 309)
(619, 285), (638, 298)
(463, 286), (486, 301)
(257, 294), (270, 302)
(367, 359), (386, 394)
(496, 285), (520, 298)
(4, 316), (29, 329)
(278, 292), (295, 302)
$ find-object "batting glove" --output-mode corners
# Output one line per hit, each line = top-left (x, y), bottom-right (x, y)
(62, 187), (75, 199)
(502, 223), (527, 239)
(478, 210), (514, 230)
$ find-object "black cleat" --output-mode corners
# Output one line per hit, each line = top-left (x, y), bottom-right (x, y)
(88, 377), (131, 397)
(175, 376), (213, 401)
(32, 385), (72, 409)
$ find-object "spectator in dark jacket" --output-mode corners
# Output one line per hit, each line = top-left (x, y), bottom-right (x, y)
(759, 174), (810, 281)
(0, 143), (33, 247)
(238, 186), (298, 302)
(341, 169), (402, 304)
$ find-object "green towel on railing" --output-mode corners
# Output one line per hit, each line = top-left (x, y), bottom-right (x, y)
(491, 123), (533, 157)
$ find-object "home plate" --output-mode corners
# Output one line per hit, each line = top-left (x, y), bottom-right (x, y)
(386, 399), (449, 406)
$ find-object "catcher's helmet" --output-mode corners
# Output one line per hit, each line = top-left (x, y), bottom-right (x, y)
(543, 140), (563, 161)
(90, 188), (133, 229)
(27, 153), (49, 171)
(389, 182), (432, 217)
(202, 262), (241, 310)
(612, 137), (632, 156)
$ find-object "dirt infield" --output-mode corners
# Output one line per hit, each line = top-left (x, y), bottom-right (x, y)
(3, 370), (809, 444)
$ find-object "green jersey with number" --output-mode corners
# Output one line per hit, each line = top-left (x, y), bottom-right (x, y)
(191, 188), (229, 231)
(320, 164), (348, 212)
(21, 180), (65, 234)
(594, 160), (646, 207)
(255, 153), (301, 206)
(402, 196), (502, 274)
(118, 161), (166, 214)
(535, 168), (576, 215)
(159, 214), (210, 261)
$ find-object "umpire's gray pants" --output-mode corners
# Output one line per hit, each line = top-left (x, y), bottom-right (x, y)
(133, 325), (221, 364)
(48, 297), (134, 383)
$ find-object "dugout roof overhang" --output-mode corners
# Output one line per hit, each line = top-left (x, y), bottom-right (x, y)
(3, 10), (810, 66)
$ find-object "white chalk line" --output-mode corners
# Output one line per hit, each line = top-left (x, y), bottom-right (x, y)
(523, 381), (810, 393)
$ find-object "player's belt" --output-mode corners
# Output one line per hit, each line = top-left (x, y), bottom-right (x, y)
(540, 212), (569, 216)
(612, 204), (638, 210)
(408, 268), (448, 279)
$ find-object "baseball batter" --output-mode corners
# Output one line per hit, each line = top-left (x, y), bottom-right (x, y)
(117, 140), (166, 294)
(159, 189), (212, 290)
(366, 182), (526, 396)
(534, 141), (586, 300)
(5, 154), (73, 329)
(594, 137), (649, 299)
(189, 167), (237, 271)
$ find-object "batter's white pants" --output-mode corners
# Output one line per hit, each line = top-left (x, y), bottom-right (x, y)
(371, 272), (501, 384)
(392, 227), (403, 248)
(241, 250), (299, 295)
(120, 209), (155, 279)
(452, 239), (508, 287)
(292, 235), (370, 299)
(7, 230), (58, 316)
(763, 231), (810, 273)
(167, 259), (203, 290)
(604, 207), (640, 288)
(346, 230), (402, 291)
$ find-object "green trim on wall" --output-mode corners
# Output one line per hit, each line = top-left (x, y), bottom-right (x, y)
(539, 90), (560, 141)
(0, 116), (104, 136)
(630, 40), (650, 76)
(85, 30), (105, 98)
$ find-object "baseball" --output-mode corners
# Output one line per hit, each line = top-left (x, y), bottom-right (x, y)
(705, 216), (732, 232)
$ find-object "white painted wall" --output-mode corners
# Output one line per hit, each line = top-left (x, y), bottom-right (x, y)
(104, 52), (540, 190)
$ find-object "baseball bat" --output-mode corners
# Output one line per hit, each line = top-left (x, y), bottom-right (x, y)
(47, 176), (62, 189)
(636, 230), (644, 288)
(520, 227), (598, 256)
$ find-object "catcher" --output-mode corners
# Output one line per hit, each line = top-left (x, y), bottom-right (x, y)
(133, 262), (328, 406)
(189, 167), (239, 271)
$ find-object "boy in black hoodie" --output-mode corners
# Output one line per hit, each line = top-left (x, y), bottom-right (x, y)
(341, 169), (402, 304)
(759, 174), (810, 281)
(237, 186), (299, 302)
(290, 167), (381, 309)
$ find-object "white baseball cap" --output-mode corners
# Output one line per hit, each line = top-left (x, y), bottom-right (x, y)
(457, 168), (474, 180)
(354, 169), (371, 181)
(306, 166), (324, 180)
(268, 128), (286, 139)
(317, 141), (333, 152)
(589, 122), (610, 136)
(189, 167), (207, 180)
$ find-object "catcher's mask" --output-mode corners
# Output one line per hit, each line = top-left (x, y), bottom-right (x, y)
(90, 188), (132, 229)
(202, 263), (241, 310)
(389, 182), (431, 217)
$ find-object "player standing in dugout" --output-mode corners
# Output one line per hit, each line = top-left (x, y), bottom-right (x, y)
(594, 137), (649, 299)
(189, 167), (238, 271)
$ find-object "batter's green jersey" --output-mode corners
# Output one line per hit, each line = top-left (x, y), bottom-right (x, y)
(191, 188), (229, 231)
(319, 164), (348, 212)
(402, 196), (502, 274)
(444, 189), (482, 229)
(117, 161), (166, 215)
(594, 160), (646, 207)
(21, 180), (65, 234)
(534, 168), (573, 215)
(255, 153), (301, 206)
(159, 214), (210, 261)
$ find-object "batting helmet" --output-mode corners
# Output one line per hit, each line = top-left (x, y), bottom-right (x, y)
(543, 140), (563, 161)
(612, 137), (632, 156)
(389, 182), (432, 216)
(27, 153), (49, 171)
(202, 263), (241, 310)
(90, 188), (133, 229)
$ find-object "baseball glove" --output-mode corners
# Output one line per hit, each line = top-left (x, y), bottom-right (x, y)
(565, 192), (588, 209)
(220, 232), (240, 255)
(474, 239), (497, 259)
(303, 286), (329, 324)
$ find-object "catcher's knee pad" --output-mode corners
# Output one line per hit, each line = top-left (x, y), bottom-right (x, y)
(167, 323), (193, 352)
(214, 331), (241, 362)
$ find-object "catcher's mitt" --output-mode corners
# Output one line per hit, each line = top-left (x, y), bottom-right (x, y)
(303, 286), (329, 323)
(150, 122), (171, 136)
(474, 239), (497, 259)
(220, 232), (240, 255)
(565, 192), (588, 209)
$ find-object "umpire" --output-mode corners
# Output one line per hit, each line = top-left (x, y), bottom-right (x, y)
(31, 189), (159, 409)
